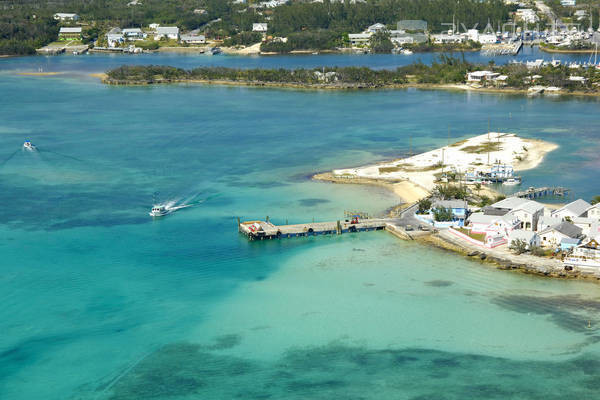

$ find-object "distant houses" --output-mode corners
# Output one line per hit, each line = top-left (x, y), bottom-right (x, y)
(180, 34), (206, 44)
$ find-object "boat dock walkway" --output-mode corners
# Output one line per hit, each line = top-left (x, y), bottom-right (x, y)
(239, 218), (391, 240)
(514, 186), (570, 199)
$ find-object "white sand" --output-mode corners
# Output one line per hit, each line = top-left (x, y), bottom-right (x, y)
(333, 132), (558, 197)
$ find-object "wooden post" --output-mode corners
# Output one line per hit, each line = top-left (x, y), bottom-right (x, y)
(337, 220), (342, 235)
(237, 217), (241, 232)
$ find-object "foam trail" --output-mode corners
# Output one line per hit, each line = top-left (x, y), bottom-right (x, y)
(38, 148), (85, 163)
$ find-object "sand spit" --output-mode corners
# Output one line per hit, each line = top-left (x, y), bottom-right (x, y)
(314, 132), (558, 204)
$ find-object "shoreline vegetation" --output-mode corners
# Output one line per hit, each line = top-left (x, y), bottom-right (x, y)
(101, 58), (600, 98)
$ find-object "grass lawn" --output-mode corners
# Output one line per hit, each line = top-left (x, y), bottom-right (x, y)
(456, 227), (485, 243)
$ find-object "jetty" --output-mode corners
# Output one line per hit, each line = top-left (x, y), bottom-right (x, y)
(513, 186), (569, 199)
(481, 41), (522, 56)
(239, 217), (389, 240)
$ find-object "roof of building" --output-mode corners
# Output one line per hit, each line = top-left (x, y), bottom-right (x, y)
(509, 229), (537, 241)
(180, 34), (205, 41)
(511, 199), (545, 214)
(433, 200), (468, 209)
(122, 28), (143, 33)
(54, 13), (78, 17)
(561, 237), (581, 245)
(482, 206), (510, 216)
(539, 215), (561, 227)
(491, 196), (529, 210)
(59, 27), (82, 33)
(469, 212), (497, 225)
(552, 199), (592, 217)
(156, 26), (179, 34)
(573, 217), (596, 225)
(540, 221), (583, 238)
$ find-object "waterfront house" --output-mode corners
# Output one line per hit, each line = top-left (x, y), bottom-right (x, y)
(467, 71), (500, 83)
(54, 13), (79, 21)
(253, 23), (268, 32)
(58, 27), (82, 41)
(468, 212), (520, 238)
(154, 27), (179, 40)
(509, 200), (545, 231)
(509, 229), (540, 249)
(180, 34), (206, 44)
(561, 237), (581, 251)
(349, 33), (372, 46)
(417, 200), (469, 228)
(551, 199), (591, 221)
(122, 28), (146, 41)
(538, 221), (583, 248)
(564, 238), (600, 271)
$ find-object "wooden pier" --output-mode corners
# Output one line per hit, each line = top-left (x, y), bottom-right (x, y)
(513, 186), (570, 199)
(238, 218), (389, 241)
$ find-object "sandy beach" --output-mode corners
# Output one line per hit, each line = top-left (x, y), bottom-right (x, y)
(314, 132), (558, 204)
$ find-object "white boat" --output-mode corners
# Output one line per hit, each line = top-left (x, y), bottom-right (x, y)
(23, 140), (36, 151)
(149, 205), (169, 217)
(401, 49), (413, 55)
(503, 178), (521, 186)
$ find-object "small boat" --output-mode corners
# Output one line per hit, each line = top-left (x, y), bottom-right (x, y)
(149, 205), (169, 217)
(503, 178), (521, 186)
(23, 140), (36, 151)
(401, 49), (413, 55)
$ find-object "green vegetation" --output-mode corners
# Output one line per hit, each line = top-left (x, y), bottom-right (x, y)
(432, 207), (453, 222)
(456, 227), (485, 242)
(369, 31), (393, 54)
(509, 239), (528, 255)
(591, 195), (600, 205)
(223, 32), (263, 47)
(261, 30), (344, 53)
(434, 184), (469, 200)
(417, 198), (433, 214)
(462, 141), (502, 154)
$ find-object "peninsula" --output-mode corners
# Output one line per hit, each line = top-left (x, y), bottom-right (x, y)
(314, 132), (558, 204)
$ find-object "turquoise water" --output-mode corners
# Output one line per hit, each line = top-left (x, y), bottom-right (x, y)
(1, 55), (600, 399)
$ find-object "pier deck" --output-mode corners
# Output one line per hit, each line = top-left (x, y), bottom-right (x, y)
(239, 218), (390, 240)
(513, 186), (569, 199)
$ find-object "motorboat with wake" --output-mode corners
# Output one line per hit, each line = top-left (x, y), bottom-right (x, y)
(502, 177), (522, 186)
(149, 202), (193, 217)
(23, 140), (36, 151)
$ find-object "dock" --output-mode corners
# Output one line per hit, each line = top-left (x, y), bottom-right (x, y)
(239, 218), (389, 240)
(481, 41), (522, 56)
(513, 186), (570, 199)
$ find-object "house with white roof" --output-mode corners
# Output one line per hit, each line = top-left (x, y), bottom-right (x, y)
(564, 238), (600, 271)
(252, 23), (268, 32)
(122, 28), (146, 40)
(54, 13), (79, 21)
(349, 33), (372, 46)
(538, 221), (583, 248)
(154, 27), (179, 40)
(509, 229), (540, 249)
(537, 215), (562, 232)
(468, 212), (520, 238)
(551, 199), (591, 221)
(508, 200), (545, 231)
(467, 71), (500, 83)
(180, 34), (206, 44)
(367, 23), (387, 33)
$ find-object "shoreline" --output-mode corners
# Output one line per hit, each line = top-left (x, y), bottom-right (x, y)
(100, 76), (600, 98)
(539, 46), (599, 54)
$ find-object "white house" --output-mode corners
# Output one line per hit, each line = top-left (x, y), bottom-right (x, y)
(537, 215), (562, 232)
(149, 23), (160, 30)
(468, 212), (520, 238)
(154, 27), (179, 40)
(122, 28), (146, 40)
(509, 229), (540, 249)
(367, 23), (387, 33)
(538, 221), (583, 248)
(478, 33), (497, 44)
(560, 0), (576, 6)
(564, 238), (600, 270)
(54, 13), (79, 21)
(515, 9), (539, 24)
(252, 23), (268, 32)
(180, 34), (206, 44)
(349, 33), (372, 46)
(584, 203), (600, 220)
(467, 71), (499, 82)
(551, 199), (591, 221)
(508, 200), (545, 231)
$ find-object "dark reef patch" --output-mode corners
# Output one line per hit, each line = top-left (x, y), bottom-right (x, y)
(424, 280), (454, 287)
(298, 198), (330, 207)
(104, 342), (600, 400)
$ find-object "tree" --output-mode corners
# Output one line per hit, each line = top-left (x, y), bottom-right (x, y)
(417, 198), (432, 214)
(433, 207), (453, 222)
(509, 239), (528, 254)
(591, 195), (600, 205)
(369, 30), (393, 54)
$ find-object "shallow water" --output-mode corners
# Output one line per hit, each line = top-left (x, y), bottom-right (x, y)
(1, 54), (600, 399)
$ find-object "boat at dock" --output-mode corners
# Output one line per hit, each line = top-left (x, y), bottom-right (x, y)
(502, 177), (521, 186)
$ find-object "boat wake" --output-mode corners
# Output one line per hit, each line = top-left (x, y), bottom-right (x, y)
(149, 193), (219, 217)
